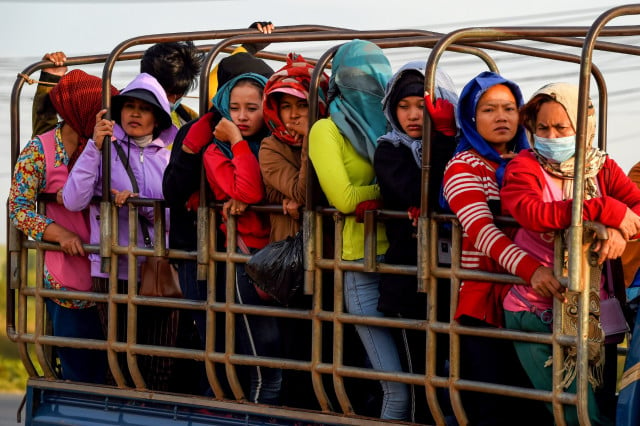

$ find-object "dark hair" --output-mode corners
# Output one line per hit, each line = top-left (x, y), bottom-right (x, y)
(140, 41), (204, 97)
(232, 78), (265, 98)
(519, 93), (555, 134)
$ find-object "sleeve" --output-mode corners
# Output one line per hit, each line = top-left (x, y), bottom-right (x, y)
(162, 120), (203, 206)
(501, 154), (632, 232)
(62, 140), (102, 211)
(599, 158), (640, 218)
(259, 137), (307, 205)
(8, 138), (52, 241)
(308, 119), (380, 214)
(202, 141), (264, 204)
(31, 71), (61, 138)
(444, 154), (541, 283)
(374, 142), (420, 210)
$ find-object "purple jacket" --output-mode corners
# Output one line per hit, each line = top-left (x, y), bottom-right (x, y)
(63, 74), (177, 279)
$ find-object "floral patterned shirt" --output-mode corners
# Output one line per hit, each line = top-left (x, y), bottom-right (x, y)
(8, 124), (93, 309)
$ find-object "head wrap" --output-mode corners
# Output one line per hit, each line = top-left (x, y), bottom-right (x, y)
(379, 62), (458, 167)
(525, 82), (606, 201)
(262, 52), (329, 146)
(211, 72), (269, 159)
(455, 71), (529, 185)
(209, 52), (274, 108)
(49, 69), (119, 165)
(111, 72), (172, 132)
(328, 39), (392, 163)
(524, 82), (597, 149)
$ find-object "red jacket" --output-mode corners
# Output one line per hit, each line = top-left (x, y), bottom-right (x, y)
(501, 150), (640, 234)
(202, 140), (270, 249)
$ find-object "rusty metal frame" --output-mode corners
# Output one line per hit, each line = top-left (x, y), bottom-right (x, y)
(6, 13), (640, 425)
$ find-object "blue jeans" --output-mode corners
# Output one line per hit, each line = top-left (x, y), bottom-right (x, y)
(344, 267), (409, 420)
(45, 299), (106, 384)
(234, 261), (282, 405)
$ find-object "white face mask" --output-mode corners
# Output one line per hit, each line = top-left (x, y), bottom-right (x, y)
(533, 134), (576, 163)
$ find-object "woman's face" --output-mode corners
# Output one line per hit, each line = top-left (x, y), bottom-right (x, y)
(278, 93), (309, 139)
(534, 101), (575, 138)
(396, 95), (424, 139)
(120, 97), (157, 138)
(229, 82), (264, 138)
(475, 84), (519, 151)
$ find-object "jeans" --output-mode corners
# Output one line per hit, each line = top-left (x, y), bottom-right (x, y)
(344, 267), (409, 420)
(45, 299), (106, 384)
(234, 261), (282, 405)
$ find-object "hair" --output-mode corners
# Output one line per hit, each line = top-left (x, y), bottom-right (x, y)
(232, 78), (265, 98)
(140, 41), (203, 97)
(519, 93), (557, 135)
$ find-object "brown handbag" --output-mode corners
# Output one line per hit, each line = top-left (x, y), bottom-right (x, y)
(113, 141), (182, 298)
(139, 256), (182, 298)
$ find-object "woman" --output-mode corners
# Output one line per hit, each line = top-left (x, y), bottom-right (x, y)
(259, 52), (329, 242)
(9, 69), (117, 384)
(62, 72), (177, 391)
(257, 52), (329, 408)
(373, 61), (458, 423)
(442, 71), (559, 425)
(308, 39), (409, 421)
(201, 72), (281, 405)
(501, 82), (640, 425)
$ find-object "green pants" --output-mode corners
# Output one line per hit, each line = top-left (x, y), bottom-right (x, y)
(505, 310), (612, 426)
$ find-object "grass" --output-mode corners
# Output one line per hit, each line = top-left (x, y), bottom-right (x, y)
(1, 245), (33, 394)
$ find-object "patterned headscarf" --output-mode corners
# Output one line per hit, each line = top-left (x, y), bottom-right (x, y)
(263, 53), (329, 146)
(328, 39), (392, 163)
(211, 72), (269, 159)
(49, 69), (119, 165)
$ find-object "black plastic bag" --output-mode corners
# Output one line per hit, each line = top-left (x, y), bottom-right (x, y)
(245, 232), (304, 306)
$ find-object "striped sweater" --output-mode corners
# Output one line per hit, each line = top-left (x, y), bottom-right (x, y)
(443, 149), (541, 327)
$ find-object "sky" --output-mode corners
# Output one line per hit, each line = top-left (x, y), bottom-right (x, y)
(0, 0), (638, 243)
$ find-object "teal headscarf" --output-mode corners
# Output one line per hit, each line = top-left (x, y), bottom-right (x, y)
(328, 39), (392, 164)
(211, 72), (269, 158)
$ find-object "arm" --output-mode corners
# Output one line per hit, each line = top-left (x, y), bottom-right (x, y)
(501, 152), (630, 232)
(32, 52), (67, 138)
(62, 140), (102, 211)
(374, 142), (421, 210)
(162, 120), (203, 206)
(8, 138), (52, 240)
(308, 119), (380, 213)
(259, 137), (307, 205)
(202, 142), (264, 204)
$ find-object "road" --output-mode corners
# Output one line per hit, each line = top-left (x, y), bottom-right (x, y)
(0, 394), (24, 426)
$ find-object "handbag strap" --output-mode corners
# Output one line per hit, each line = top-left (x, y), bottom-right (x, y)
(605, 259), (615, 297)
(113, 141), (152, 247)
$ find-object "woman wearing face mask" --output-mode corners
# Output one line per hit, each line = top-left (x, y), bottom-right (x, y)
(500, 82), (640, 425)
(201, 72), (282, 406)
(442, 71), (559, 425)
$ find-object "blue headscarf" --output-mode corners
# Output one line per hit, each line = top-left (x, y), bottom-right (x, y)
(211, 72), (269, 159)
(454, 71), (529, 185)
(379, 61), (458, 167)
(328, 39), (392, 164)
(438, 71), (529, 211)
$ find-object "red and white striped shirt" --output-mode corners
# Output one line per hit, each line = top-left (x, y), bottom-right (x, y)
(443, 150), (541, 327)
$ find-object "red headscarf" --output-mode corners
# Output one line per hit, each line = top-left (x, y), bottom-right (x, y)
(262, 53), (329, 146)
(49, 69), (119, 166)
